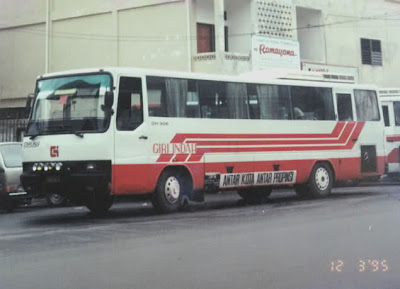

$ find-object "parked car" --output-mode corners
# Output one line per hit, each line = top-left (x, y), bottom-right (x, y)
(0, 143), (31, 212)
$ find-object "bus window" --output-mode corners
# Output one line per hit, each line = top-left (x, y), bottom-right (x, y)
(393, 101), (400, 126)
(147, 77), (200, 118)
(198, 80), (229, 119)
(226, 82), (249, 119)
(382, 105), (390, 126)
(336, 93), (353, 121)
(116, 77), (143, 131)
(290, 87), (335, 120)
(354, 90), (380, 121)
(247, 84), (291, 120)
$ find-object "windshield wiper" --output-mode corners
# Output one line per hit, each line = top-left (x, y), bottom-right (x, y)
(29, 134), (40, 140)
(74, 131), (84, 138)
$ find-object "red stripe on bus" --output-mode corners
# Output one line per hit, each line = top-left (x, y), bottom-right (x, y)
(387, 148), (399, 163)
(169, 121), (347, 143)
(112, 154), (384, 195)
(157, 122), (365, 163)
(386, 135), (400, 142)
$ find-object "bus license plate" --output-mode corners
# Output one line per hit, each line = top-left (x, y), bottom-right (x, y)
(46, 176), (60, 183)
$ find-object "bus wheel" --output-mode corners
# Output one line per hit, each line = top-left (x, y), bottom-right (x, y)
(86, 189), (114, 216)
(308, 162), (334, 198)
(152, 170), (185, 214)
(238, 187), (272, 204)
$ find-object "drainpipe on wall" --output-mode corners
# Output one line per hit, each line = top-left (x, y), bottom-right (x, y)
(45, 0), (50, 73)
(186, 0), (192, 72)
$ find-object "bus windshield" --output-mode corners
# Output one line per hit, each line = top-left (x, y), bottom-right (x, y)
(26, 73), (112, 136)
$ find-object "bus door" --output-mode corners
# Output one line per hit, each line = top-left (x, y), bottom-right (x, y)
(352, 89), (383, 176)
(383, 100), (400, 173)
(333, 89), (360, 178)
(113, 76), (150, 194)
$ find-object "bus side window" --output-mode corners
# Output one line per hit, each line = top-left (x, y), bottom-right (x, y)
(393, 102), (400, 126)
(336, 93), (354, 121)
(382, 105), (390, 126)
(354, 90), (380, 121)
(198, 80), (229, 119)
(116, 77), (143, 131)
(290, 87), (335, 121)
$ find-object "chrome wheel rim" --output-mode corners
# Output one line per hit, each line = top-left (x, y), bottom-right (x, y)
(315, 167), (330, 191)
(164, 177), (180, 204)
(49, 193), (63, 204)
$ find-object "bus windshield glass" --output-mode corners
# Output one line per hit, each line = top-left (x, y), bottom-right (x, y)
(26, 73), (112, 136)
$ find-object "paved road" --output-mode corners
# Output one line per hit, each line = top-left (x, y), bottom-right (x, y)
(1, 185), (400, 289)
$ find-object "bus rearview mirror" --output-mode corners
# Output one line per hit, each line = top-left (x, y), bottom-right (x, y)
(25, 93), (34, 111)
(104, 91), (114, 108)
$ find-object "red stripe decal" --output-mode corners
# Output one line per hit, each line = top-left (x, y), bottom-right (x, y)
(156, 121), (365, 163)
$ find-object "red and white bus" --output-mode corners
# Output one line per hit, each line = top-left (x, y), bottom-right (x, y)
(21, 68), (385, 214)
(380, 88), (400, 176)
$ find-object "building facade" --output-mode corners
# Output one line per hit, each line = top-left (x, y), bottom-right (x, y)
(1, 0), (400, 109)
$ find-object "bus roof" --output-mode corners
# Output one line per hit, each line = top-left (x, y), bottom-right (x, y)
(38, 67), (377, 90)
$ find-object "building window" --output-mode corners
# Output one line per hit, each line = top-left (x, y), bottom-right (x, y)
(361, 38), (382, 66)
(197, 23), (215, 53)
(196, 23), (229, 53)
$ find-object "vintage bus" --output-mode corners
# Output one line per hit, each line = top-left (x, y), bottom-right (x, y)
(21, 68), (385, 215)
(380, 88), (400, 177)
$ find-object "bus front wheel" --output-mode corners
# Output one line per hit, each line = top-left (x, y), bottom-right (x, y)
(86, 188), (114, 216)
(238, 187), (272, 204)
(152, 170), (186, 214)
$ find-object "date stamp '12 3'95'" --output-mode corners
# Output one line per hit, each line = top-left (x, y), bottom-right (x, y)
(330, 259), (389, 273)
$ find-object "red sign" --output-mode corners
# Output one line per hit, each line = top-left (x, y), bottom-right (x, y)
(50, 146), (59, 158)
(59, 96), (68, 105)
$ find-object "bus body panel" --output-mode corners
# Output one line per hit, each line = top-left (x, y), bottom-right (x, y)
(21, 67), (385, 201)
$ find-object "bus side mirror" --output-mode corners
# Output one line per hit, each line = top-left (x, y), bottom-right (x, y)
(104, 91), (114, 108)
(25, 93), (34, 111)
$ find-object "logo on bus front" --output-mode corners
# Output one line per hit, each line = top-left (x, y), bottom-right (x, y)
(50, 146), (59, 158)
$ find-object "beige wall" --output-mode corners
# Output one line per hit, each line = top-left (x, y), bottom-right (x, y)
(0, 23), (45, 107)
(118, 2), (189, 71)
(51, 13), (115, 71)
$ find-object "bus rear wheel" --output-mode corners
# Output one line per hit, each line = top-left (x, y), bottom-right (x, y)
(238, 187), (272, 204)
(309, 163), (333, 197)
(152, 170), (187, 214)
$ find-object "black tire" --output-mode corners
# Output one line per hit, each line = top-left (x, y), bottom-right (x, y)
(86, 187), (114, 216)
(237, 187), (272, 204)
(152, 170), (188, 214)
(308, 162), (334, 198)
(294, 184), (312, 198)
(46, 193), (67, 207)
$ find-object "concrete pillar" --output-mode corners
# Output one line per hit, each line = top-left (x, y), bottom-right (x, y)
(214, 0), (225, 69)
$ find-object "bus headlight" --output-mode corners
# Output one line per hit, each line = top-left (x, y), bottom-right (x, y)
(37, 163), (44, 171)
(55, 162), (63, 171)
(32, 163), (38, 172)
(86, 163), (95, 170)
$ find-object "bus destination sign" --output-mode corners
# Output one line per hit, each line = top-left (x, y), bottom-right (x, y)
(220, 171), (297, 188)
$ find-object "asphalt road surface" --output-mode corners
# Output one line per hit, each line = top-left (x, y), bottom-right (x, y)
(1, 185), (400, 289)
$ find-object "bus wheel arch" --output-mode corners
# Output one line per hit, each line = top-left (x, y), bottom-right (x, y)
(295, 160), (335, 198)
(152, 166), (194, 214)
(309, 161), (335, 198)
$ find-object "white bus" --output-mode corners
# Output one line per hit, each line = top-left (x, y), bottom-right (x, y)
(21, 68), (385, 214)
(380, 88), (400, 176)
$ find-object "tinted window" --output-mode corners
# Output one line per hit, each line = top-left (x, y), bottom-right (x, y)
(354, 90), (380, 121)
(116, 77), (143, 131)
(0, 144), (22, 168)
(337, 94), (353, 121)
(290, 87), (335, 120)
(247, 84), (291, 120)
(147, 77), (200, 118)
(382, 105), (390, 127)
(393, 102), (400, 126)
(198, 80), (229, 119)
